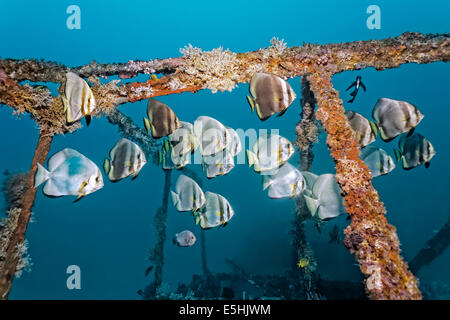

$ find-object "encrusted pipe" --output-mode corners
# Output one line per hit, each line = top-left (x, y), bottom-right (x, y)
(0, 131), (53, 299)
(309, 72), (421, 300)
(292, 76), (320, 300)
(1, 33), (448, 135)
(147, 169), (172, 297)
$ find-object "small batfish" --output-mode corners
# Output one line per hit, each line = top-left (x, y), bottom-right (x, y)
(360, 146), (395, 177)
(170, 175), (206, 212)
(173, 230), (196, 247)
(225, 127), (242, 157)
(202, 127), (241, 179)
(171, 151), (191, 169)
(143, 98), (181, 138)
(159, 140), (190, 170)
(262, 162), (305, 199)
(159, 144), (175, 170)
(394, 132), (436, 170)
(61, 72), (96, 125)
(103, 138), (146, 182)
(34, 148), (103, 199)
(372, 98), (424, 142)
(247, 134), (294, 173)
(169, 121), (197, 157)
(193, 116), (232, 157)
(203, 150), (235, 179)
(246, 72), (296, 121)
(345, 111), (378, 148)
(303, 174), (346, 221)
(194, 191), (234, 229)
(301, 171), (319, 198)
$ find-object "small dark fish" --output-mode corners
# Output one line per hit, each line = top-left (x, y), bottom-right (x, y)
(143, 98), (181, 139)
(246, 72), (296, 121)
(3, 170), (10, 176)
(346, 76), (366, 103)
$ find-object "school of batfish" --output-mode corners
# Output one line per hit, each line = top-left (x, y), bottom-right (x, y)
(33, 71), (436, 246)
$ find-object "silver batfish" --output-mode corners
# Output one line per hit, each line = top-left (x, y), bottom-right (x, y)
(169, 121), (197, 158)
(61, 72), (96, 125)
(171, 175), (206, 212)
(303, 173), (346, 221)
(372, 98), (424, 142)
(203, 150), (235, 179)
(394, 132), (436, 170)
(193, 116), (232, 157)
(159, 139), (191, 170)
(144, 98), (181, 139)
(247, 72), (296, 121)
(345, 110), (378, 148)
(103, 138), (146, 182)
(202, 127), (241, 179)
(360, 146), (395, 177)
(262, 162), (305, 199)
(34, 148), (103, 199)
(247, 134), (294, 173)
(194, 191), (234, 229)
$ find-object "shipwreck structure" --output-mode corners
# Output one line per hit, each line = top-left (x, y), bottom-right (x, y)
(0, 32), (449, 300)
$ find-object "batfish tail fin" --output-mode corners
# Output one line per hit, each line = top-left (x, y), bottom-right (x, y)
(170, 191), (179, 207)
(369, 120), (379, 138)
(103, 158), (111, 174)
(394, 149), (402, 163)
(34, 163), (50, 188)
(246, 150), (256, 167)
(143, 117), (151, 133)
(246, 96), (256, 113)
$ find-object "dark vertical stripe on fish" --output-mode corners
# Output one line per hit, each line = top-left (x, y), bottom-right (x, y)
(80, 85), (86, 116)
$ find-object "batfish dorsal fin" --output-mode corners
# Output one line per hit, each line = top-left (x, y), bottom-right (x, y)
(48, 148), (82, 171)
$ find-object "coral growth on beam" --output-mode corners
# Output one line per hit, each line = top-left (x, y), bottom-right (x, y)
(0, 131), (53, 299)
(1, 33), (448, 135)
(309, 73), (422, 300)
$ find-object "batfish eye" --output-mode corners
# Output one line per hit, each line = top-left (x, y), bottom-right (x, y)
(95, 176), (100, 183)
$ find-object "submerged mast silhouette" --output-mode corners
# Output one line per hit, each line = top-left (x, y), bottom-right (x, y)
(409, 216), (450, 275)
(292, 76), (321, 300)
